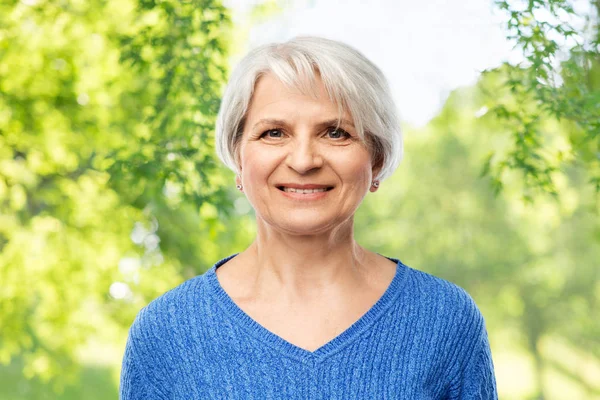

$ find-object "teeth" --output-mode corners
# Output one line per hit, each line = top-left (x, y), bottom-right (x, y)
(282, 187), (328, 194)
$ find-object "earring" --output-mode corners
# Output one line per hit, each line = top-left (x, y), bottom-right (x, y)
(371, 180), (380, 188)
(236, 184), (243, 191)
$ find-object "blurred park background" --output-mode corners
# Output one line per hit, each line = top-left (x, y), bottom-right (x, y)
(0, 0), (599, 398)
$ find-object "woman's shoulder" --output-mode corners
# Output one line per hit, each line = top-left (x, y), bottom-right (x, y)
(390, 260), (489, 365)
(395, 259), (486, 329)
(127, 261), (220, 341)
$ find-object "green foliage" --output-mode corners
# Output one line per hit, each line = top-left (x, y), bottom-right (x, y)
(0, 358), (117, 400)
(356, 70), (600, 397)
(0, 0), (251, 389)
(488, 0), (600, 197)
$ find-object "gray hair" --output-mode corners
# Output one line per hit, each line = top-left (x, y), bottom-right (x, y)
(215, 36), (403, 181)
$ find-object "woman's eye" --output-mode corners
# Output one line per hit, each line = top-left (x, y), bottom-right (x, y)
(262, 129), (283, 138)
(327, 127), (350, 139)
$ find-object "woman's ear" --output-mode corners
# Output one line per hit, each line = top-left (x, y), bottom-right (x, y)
(372, 157), (383, 180)
(370, 158), (383, 193)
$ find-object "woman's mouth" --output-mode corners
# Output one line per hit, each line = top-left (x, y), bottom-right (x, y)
(276, 185), (335, 198)
(278, 187), (332, 194)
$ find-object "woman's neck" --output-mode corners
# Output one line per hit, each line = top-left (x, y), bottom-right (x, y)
(238, 217), (373, 302)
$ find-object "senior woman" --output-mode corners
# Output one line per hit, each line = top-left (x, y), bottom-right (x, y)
(120, 36), (497, 399)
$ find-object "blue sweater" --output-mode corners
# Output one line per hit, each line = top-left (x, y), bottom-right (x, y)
(120, 255), (497, 399)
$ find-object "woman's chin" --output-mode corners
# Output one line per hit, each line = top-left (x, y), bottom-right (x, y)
(281, 224), (333, 236)
(262, 215), (349, 237)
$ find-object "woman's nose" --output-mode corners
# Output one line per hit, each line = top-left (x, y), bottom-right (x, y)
(285, 138), (323, 174)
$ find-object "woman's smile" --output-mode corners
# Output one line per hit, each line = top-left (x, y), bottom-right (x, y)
(275, 183), (335, 200)
(277, 186), (332, 200)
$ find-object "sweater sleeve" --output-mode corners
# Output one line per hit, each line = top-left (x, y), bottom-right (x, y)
(120, 333), (149, 400)
(449, 316), (498, 400)
(119, 309), (167, 400)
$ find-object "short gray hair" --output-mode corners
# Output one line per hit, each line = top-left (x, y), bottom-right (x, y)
(215, 36), (403, 181)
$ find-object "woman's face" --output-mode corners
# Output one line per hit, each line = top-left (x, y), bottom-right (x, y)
(237, 73), (379, 236)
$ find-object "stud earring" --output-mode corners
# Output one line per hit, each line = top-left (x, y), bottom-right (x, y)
(236, 184), (243, 191)
(371, 180), (380, 188)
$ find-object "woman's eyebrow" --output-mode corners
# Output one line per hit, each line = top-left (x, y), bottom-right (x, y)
(252, 118), (289, 129)
(252, 118), (355, 129)
(317, 119), (356, 129)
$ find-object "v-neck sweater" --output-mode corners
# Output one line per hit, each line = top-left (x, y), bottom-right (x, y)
(120, 255), (497, 399)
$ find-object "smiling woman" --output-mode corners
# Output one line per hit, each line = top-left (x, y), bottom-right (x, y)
(120, 36), (498, 399)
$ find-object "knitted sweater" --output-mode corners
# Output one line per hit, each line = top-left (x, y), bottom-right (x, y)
(120, 255), (497, 399)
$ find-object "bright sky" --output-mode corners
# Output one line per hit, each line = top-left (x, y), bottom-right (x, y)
(224, 0), (518, 127)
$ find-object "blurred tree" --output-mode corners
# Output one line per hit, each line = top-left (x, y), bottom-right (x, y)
(0, 0), (254, 391)
(487, 0), (600, 198)
(357, 68), (600, 399)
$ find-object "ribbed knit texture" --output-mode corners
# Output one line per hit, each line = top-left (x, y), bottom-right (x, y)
(120, 255), (497, 399)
